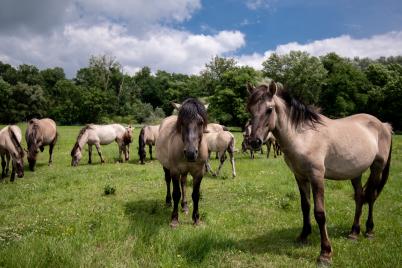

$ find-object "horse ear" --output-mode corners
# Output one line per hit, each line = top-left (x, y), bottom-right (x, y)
(204, 103), (209, 110)
(246, 82), (255, 95)
(268, 82), (277, 96)
(171, 102), (181, 110)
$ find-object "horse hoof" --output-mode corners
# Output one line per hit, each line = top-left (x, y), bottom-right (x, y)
(165, 201), (172, 208)
(212, 173), (217, 177)
(193, 219), (201, 226)
(296, 236), (309, 245)
(365, 232), (375, 239)
(182, 206), (189, 215)
(347, 233), (358, 241)
(317, 255), (332, 267)
(170, 219), (179, 228)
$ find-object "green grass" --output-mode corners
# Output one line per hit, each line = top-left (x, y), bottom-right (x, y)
(0, 124), (401, 267)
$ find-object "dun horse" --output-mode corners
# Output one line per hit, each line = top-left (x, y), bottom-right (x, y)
(0, 125), (24, 181)
(247, 81), (392, 264)
(242, 122), (279, 158)
(138, 125), (160, 164)
(156, 98), (208, 227)
(205, 130), (236, 177)
(25, 118), (58, 171)
(71, 124), (133, 166)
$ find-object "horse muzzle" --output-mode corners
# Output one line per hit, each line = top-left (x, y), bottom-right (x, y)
(250, 138), (262, 150)
(184, 149), (198, 162)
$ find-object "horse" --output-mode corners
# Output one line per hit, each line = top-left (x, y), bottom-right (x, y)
(204, 130), (236, 177)
(156, 98), (209, 227)
(71, 124), (133, 166)
(25, 118), (58, 171)
(242, 122), (280, 158)
(138, 125), (160, 164)
(207, 123), (228, 132)
(246, 81), (393, 265)
(0, 125), (24, 181)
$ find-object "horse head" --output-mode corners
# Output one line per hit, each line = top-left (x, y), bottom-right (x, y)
(246, 81), (279, 150)
(176, 98), (208, 162)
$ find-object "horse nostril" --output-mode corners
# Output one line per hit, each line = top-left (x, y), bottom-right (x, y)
(195, 149), (198, 154)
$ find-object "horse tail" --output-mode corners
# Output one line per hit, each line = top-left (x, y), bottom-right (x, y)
(138, 127), (146, 163)
(375, 139), (392, 200)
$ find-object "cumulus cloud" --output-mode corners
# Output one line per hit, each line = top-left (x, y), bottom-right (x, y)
(237, 31), (402, 69)
(0, 23), (245, 76)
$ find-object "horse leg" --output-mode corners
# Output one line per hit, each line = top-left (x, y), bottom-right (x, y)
(266, 142), (271, 158)
(149, 145), (153, 160)
(48, 143), (54, 166)
(1, 154), (5, 179)
(273, 142), (277, 158)
(192, 175), (203, 225)
(5, 152), (10, 176)
(296, 178), (312, 243)
(126, 144), (130, 161)
(180, 173), (189, 214)
(348, 176), (363, 240)
(163, 167), (172, 206)
(229, 150), (236, 178)
(170, 173), (181, 228)
(311, 175), (332, 264)
(215, 151), (227, 177)
(95, 143), (105, 163)
(205, 160), (215, 176)
(364, 162), (384, 238)
(88, 145), (92, 164)
(118, 145), (124, 163)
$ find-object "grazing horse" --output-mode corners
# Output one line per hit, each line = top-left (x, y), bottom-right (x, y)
(205, 130), (236, 177)
(242, 122), (279, 158)
(25, 118), (58, 171)
(207, 123), (228, 133)
(71, 124), (133, 166)
(246, 81), (393, 265)
(0, 125), (24, 181)
(138, 125), (159, 164)
(156, 98), (209, 227)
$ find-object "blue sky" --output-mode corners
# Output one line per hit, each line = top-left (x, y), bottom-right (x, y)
(0, 0), (401, 77)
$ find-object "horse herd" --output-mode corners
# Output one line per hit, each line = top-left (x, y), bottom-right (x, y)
(0, 80), (393, 265)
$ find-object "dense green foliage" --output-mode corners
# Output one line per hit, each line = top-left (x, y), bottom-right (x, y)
(0, 125), (400, 267)
(1, 53), (402, 128)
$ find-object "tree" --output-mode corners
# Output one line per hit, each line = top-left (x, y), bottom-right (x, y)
(262, 51), (327, 104)
(200, 56), (237, 96)
(320, 53), (370, 118)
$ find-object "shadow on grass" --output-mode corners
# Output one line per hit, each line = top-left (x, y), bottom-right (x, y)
(177, 224), (352, 264)
(124, 198), (171, 243)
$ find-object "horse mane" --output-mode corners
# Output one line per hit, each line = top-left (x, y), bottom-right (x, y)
(27, 119), (40, 155)
(277, 87), (322, 129)
(8, 127), (24, 158)
(249, 81), (322, 129)
(138, 126), (146, 159)
(176, 98), (208, 132)
(71, 125), (91, 156)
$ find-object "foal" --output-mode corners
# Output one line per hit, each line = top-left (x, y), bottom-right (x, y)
(156, 98), (209, 227)
(247, 81), (392, 264)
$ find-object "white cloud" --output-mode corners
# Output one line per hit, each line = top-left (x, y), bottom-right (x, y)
(237, 31), (402, 69)
(0, 23), (245, 77)
(245, 0), (277, 10)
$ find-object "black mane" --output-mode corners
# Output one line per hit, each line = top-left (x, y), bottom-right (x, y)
(176, 98), (208, 132)
(27, 119), (40, 155)
(70, 125), (91, 156)
(277, 88), (322, 129)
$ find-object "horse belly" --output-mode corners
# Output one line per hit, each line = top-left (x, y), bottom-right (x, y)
(325, 145), (377, 179)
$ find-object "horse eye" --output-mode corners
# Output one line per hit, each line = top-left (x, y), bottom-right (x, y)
(266, 107), (273, 114)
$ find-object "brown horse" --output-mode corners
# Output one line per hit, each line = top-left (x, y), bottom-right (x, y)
(71, 124), (133, 166)
(156, 98), (209, 227)
(138, 125), (159, 164)
(246, 81), (392, 265)
(25, 118), (58, 171)
(0, 125), (24, 181)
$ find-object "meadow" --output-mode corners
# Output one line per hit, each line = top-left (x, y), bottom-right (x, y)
(0, 125), (401, 267)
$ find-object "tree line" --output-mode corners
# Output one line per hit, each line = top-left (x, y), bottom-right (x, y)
(0, 52), (401, 129)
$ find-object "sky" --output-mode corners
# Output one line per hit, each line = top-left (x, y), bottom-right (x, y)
(0, 0), (401, 77)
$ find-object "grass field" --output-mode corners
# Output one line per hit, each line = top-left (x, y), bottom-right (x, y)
(0, 124), (401, 267)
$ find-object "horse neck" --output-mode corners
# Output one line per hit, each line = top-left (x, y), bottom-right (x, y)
(77, 131), (89, 149)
